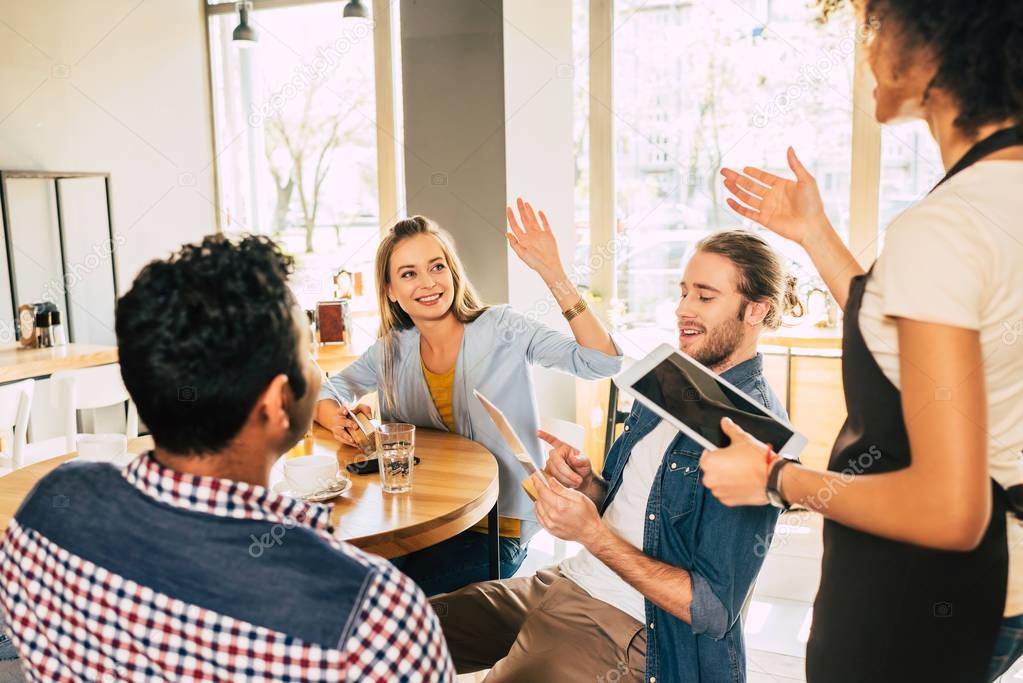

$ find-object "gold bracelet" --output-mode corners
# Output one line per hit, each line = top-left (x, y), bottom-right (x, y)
(562, 298), (587, 322)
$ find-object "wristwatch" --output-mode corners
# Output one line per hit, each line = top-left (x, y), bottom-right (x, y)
(766, 457), (795, 510)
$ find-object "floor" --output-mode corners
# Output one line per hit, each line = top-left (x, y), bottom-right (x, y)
(460, 510), (1023, 682)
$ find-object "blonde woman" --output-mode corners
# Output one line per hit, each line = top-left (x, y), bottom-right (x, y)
(314, 200), (622, 594)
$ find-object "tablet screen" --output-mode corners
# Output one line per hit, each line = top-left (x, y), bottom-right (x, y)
(630, 352), (793, 449)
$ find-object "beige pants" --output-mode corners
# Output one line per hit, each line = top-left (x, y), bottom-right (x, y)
(430, 567), (646, 683)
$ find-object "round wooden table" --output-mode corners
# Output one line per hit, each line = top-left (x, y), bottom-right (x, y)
(0, 425), (500, 567)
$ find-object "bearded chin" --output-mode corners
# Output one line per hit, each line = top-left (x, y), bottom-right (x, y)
(690, 316), (745, 371)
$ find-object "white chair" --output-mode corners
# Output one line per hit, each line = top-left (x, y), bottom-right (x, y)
(0, 380), (35, 473)
(539, 417), (587, 563)
(48, 364), (139, 454)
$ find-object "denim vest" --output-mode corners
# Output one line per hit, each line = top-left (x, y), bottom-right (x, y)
(600, 354), (785, 683)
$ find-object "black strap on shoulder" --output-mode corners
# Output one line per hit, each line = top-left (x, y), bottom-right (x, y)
(932, 126), (1023, 192)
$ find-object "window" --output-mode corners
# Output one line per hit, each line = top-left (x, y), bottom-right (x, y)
(608, 0), (856, 338)
(571, 0), (592, 291)
(878, 120), (944, 247)
(206, 2), (384, 312)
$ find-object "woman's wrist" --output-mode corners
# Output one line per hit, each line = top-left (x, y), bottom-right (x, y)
(544, 269), (580, 304)
(314, 399), (339, 428)
(800, 216), (837, 253)
(540, 264), (570, 289)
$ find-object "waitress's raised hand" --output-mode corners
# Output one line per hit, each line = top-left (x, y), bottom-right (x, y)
(720, 147), (829, 246)
(506, 197), (565, 282)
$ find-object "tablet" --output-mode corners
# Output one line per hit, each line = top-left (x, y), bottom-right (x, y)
(474, 390), (548, 498)
(615, 344), (806, 457)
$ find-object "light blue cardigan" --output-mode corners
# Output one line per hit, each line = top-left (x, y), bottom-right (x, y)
(319, 305), (623, 524)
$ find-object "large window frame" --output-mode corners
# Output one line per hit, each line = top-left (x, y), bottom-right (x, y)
(202, 0), (915, 323)
(202, 0), (403, 240)
(585, 0), (887, 322)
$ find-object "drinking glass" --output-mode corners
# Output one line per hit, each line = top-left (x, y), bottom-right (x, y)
(377, 423), (415, 493)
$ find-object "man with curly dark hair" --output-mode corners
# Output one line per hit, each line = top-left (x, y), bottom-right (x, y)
(0, 234), (455, 682)
(708, 0), (1023, 681)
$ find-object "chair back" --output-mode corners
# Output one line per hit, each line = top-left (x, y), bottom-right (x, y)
(0, 379), (35, 470)
(539, 417), (585, 451)
(50, 364), (139, 453)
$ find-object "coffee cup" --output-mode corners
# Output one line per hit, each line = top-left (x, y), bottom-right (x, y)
(284, 455), (339, 495)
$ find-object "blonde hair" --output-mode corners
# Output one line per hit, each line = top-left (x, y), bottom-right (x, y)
(694, 230), (804, 330)
(374, 216), (488, 413)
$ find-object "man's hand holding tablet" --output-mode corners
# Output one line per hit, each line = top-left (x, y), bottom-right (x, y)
(530, 472), (603, 545)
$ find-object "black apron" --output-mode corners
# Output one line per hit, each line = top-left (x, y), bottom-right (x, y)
(806, 126), (1022, 682)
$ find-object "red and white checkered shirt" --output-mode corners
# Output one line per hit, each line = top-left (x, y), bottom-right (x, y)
(0, 453), (455, 682)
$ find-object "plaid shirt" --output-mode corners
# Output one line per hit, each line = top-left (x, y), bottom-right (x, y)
(0, 453), (455, 682)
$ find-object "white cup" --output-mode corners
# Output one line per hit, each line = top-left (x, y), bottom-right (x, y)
(283, 455), (339, 495)
(77, 434), (129, 465)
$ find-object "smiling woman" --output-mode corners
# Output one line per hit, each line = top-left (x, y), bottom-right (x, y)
(312, 207), (623, 595)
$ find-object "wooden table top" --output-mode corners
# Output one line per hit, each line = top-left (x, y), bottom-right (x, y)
(0, 425), (499, 560)
(0, 344), (119, 383)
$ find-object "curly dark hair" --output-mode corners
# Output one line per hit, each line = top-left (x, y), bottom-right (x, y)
(115, 234), (308, 454)
(817, 0), (1023, 135)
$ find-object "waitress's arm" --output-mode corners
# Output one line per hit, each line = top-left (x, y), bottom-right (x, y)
(701, 319), (991, 552)
(800, 225), (864, 312)
(506, 198), (617, 356)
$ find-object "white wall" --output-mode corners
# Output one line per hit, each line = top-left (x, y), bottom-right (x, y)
(1, 0), (217, 439)
(0, 0), (217, 310)
(399, 0), (509, 304)
(504, 0), (578, 421)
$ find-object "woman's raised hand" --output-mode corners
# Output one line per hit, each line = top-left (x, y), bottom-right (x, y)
(506, 197), (565, 282)
(720, 147), (829, 246)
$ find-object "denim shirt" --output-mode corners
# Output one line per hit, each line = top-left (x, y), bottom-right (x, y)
(600, 353), (785, 683)
(321, 305), (623, 522)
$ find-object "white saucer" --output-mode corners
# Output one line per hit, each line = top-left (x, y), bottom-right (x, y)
(272, 476), (351, 502)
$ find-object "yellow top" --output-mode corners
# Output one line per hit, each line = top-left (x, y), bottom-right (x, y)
(421, 359), (457, 432)
(421, 358), (522, 539)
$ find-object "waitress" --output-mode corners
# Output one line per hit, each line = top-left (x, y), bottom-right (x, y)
(700, 0), (1023, 681)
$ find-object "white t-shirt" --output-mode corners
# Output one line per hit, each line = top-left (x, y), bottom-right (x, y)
(859, 160), (1023, 617)
(559, 420), (678, 623)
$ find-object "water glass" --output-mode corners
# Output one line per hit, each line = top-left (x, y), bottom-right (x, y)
(377, 423), (415, 493)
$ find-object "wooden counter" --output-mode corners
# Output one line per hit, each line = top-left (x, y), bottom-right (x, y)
(0, 344), (119, 384)
(312, 343), (364, 375)
(0, 341), (368, 386)
(762, 325), (842, 350)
